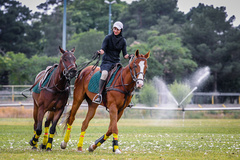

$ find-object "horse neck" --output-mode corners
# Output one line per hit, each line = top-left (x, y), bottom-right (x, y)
(121, 64), (136, 91)
(51, 64), (68, 90)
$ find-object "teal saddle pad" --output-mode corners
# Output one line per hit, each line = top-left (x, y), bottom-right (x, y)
(32, 67), (56, 93)
(88, 66), (121, 93)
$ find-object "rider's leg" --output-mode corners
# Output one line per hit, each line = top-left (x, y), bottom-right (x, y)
(93, 70), (108, 103)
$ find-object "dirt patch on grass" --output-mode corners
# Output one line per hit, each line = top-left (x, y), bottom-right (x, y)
(0, 107), (33, 118)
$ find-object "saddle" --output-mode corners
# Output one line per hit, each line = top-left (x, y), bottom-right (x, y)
(31, 64), (58, 93)
(88, 63), (122, 94)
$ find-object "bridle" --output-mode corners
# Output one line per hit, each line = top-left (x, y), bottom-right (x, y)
(61, 53), (77, 82)
(49, 52), (77, 93)
(129, 57), (147, 83)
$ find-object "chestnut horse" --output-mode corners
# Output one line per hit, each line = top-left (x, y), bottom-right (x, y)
(61, 50), (150, 154)
(29, 47), (77, 151)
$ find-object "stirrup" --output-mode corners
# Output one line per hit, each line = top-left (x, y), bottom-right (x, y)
(92, 94), (102, 104)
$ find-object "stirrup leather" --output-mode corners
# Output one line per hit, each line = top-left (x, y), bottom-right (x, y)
(92, 94), (102, 104)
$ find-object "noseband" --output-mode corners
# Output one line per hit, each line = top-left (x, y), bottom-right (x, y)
(129, 57), (147, 82)
(62, 54), (77, 81)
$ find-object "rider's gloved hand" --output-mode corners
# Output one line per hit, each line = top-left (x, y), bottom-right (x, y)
(128, 54), (134, 60)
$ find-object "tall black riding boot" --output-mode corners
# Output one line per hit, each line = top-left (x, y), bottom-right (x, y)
(93, 79), (106, 104)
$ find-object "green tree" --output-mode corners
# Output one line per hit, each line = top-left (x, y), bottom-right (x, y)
(139, 82), (158, 107)
(182, 3), (236, 92)
(169, 80), (193, 107)
(148, 33), (197, 83)
(67, 29), (105, 59)
(119, 0), (185, 39)
(0, 0), (42, 57)
(0, 52), (59, 85)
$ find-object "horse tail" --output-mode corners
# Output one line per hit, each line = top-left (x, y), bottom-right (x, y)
(61, 108), (71, 133)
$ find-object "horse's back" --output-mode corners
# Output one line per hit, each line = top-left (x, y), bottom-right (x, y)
(77, 66), (100, 82)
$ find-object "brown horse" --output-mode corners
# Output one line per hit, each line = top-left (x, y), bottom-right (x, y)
(61, 50), (150, 154)
(29, 47), (77, 151)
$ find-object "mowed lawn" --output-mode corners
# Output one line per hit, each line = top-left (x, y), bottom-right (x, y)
(0, 118), (240, 160)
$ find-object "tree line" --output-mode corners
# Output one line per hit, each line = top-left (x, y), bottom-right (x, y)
(1, 0), (240, 93)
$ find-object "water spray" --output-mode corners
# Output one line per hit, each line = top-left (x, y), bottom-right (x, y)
(179, 86), (198, 107)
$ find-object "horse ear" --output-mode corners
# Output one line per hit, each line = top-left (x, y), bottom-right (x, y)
(144, 51), (150, 59)
(135, 50), (139, 57)
(59, 46), (65, 54)
(71, 47), (75, 53)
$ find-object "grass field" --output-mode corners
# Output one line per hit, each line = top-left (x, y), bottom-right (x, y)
(0, 118), (240, 160)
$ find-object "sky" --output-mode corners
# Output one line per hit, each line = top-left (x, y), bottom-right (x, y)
(18, 0), (240, 26)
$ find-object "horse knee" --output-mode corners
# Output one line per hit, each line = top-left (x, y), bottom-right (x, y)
(36, 129), (42, 136)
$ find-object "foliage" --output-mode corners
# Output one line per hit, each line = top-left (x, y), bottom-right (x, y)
(0, 52), (58, 84)
(168, 80), (193, 106)
(0, 0), (42, 57)
(182, 3), (237, 92)
(139, 82), (158, 107)
(1, 0), (240, 93)
(148, 33), (197, 83)
(67, 29), (105, 59)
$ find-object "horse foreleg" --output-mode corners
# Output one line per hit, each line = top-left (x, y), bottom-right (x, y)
(89, 105), (122, 154)
(29, 107), (45, 149)
(61, 97), (83, 149)
(31, 100), (38, 149)
(46, 109), (64, 151)
(41, 112), (53, 149)
(77, 102), (98, 152)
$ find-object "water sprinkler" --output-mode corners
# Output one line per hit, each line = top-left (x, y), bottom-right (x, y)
(179, 86), (198, 106)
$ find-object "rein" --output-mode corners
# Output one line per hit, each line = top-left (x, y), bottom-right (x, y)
(76, 52), (101, 78)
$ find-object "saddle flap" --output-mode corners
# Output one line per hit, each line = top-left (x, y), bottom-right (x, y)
(88, 64), (122, 93)
(32, 64), (58, 93)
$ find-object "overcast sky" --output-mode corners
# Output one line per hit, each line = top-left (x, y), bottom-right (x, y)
(18, 0), (240, 26)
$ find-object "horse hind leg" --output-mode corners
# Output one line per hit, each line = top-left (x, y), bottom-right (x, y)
(46, 109), (64, 151)
(40, 112), (53, 149)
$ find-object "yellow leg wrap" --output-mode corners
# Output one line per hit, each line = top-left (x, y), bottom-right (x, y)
(104, 134), (109, 140)
(77, 131), (86, 148)
(96, 134), (109, 147)
(49, 134), (54, 138)
(64, 124), (72, 143)
(42, 127), (49, 145)
(46, 134), (54, 149)
(113, 133), (118, 140)
(46, 143), (52, 149)
(113, 133), (119, 151)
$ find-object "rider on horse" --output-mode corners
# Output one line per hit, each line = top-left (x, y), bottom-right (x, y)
(93, 21), (132, 104)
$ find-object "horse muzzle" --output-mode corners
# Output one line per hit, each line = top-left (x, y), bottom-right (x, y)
(64, 68), (77, 80)
(136, 79), (144, 89)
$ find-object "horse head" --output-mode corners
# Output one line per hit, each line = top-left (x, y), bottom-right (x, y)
(129, 50), (150, 89)
(59, 46), (77, 81)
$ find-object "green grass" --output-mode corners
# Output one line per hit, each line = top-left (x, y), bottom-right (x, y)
(0, 118), (240, 159)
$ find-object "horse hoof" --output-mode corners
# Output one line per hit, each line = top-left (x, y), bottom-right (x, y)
(32, 146), (37, 150)
(40, 144), (46, 150)
(29, 140), (35, 147)
(60, 141), (67, 149)
(88, 144), (95, 152)
(115, 149), (121, 154)
(77, 147), (83, 152)
(46, 148), (52, 151)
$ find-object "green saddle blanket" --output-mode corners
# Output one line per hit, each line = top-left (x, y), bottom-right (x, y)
(32, 67), (57, 93)
(88, 66), (121, 93)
